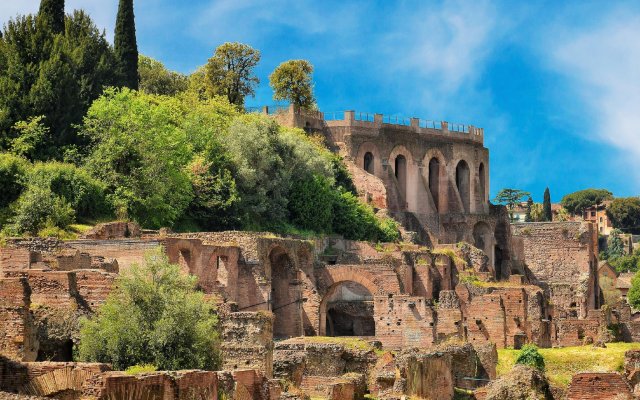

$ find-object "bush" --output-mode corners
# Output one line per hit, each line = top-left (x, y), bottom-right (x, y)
(7, 186), (75, 235)
(627, 272), (640, 309)
(515, 344), (545, 372)
(0, 153), (29, 209)
(26, 162), (108, 219)
(288, 174), (334, 233)
(332, 190), (400, 242)
(77, 249), (221, 371)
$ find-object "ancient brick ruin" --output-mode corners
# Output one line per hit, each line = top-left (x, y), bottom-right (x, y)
(0, 107), (635, 399)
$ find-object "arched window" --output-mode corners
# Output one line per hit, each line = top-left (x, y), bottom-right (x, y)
(395, 155), (407, 201)
(456, 160), (470, 213)
(478, 163), (486, 204)
(428, 158), (440, 211)
(364, 152), (374, 174)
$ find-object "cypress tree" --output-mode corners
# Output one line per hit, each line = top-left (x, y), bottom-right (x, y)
(114, 0), (138, 90)
(543, 187), (552, 222)
(525, 196), (533, 222)
(38, 0), (65, 34)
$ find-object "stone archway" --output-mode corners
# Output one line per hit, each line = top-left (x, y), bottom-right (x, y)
(323, 281), (375, 337)
(456, 160), (471, 213)
(22, 367), (93, 399)
(269, 246), (302, 338)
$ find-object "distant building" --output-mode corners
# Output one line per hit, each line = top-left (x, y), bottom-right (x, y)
(583, 201), (613, 235)
(598, 260), (617, 283)
(617, 272), (634, 299)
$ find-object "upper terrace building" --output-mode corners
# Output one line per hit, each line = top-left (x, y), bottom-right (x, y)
(266, 105), (510, 277)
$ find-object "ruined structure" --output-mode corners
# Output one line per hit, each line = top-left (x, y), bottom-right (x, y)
(0, 107), (633, 399)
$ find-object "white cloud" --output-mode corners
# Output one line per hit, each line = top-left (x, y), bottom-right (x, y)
(548, 11), (640, 186)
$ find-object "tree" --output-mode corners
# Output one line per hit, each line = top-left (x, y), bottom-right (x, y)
(543, 187), (552, 222)
(114, 0), (138, 90)
(607, 229), (625, 260)
(78, 249), (221, 371)
(607, 197), (640, 234)
(493, 188), (530, 222)
(269, 60), (316, 109)
(627, 271), (640, 309)
(0, 10), (118, 155)
(38, 0), (65, 34)
(530, 203), (544, 222)
(515, 344), (545, 372)
(204, 42), (260, 106)
(555, 207), (570, 222)
(525, 196), (533, 222)
(561, 189), (614, 215)
(138, 55), (188, 96)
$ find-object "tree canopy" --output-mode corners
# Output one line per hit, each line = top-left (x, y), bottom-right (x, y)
(78, 249), (221, 371)
(204, 42), (260, 106)
(607, 197), (640, 234)
(543, 187), (552, 222)
(493, 188), (530, 221)
(269, 59), (316, 109)
(560, 189), (613, 215)
(138, 55), (188, 96)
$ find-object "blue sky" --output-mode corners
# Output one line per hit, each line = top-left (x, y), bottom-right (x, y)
(2, 0), (640, 202)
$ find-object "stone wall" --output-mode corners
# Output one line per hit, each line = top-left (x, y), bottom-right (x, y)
(221, 311), (274, 378)
(567, 372), (633, 399)
(0, 279), (36, 361)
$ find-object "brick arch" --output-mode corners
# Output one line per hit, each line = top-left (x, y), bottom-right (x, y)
(389, 145), (414, 209)
(169, 238), (202, 276)
(22, 367), (92, 398)
(268, 245), (302, 338)
(422, 149), (448, 213)
(355, 141), (382, 176)
(317, 265), (401, 335)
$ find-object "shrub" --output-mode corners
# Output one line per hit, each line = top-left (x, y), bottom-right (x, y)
(78, 249), (221, 371)
(26, 162), (108, 219)
(0, 153), (29, 209)
(515, 344), (545, 372)
(288, 174), (334, 233)
(7, 186), (75, 235)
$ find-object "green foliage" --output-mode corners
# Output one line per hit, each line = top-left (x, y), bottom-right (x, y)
(269, 59), (316, 109)
(27, 161), (107, 219)
(114, 0), (138, 90)
(6, 186), (75, 235)
(607, 229), (625, 260)
(530, 203), (544, 222)
(493, 188), (530, 221)
(516, 344), (545, 372)
(561, 189), (614, 215)
(609, 249), (640, 273)
(330, 154), (358, 195)
(0, 10), (118, 155)
(525, 196), (533, 222)
(185, 156), (240, 231)
(139, 55), (188, 96)
(11, 116), (49, 160)
(607, 197), (640, 234)
(289, 174), (334, 233)
(627, 271), (640, 309)
(543, 187), (552, 221)
(82, 88), (195, 227)
(77, 249), (221, 371)
(0, 153), (29, 209)
(125, 364), (157, 375)
(204, 42), (260, 106)
(38, 0), (65, 34)
(333, 190), (399, 242)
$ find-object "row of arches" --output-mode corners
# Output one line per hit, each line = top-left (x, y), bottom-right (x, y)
(362, 145), (486, 213)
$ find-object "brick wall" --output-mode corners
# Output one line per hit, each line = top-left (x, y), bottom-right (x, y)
(0, 279), (35, 361)
(567, 372), (633, 399)
(374, 295), (435, 349)
(221, 312), (274, 378)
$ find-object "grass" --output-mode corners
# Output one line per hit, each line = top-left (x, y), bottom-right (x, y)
(497, 343), (640, 387)
(294, 336), (387, 356)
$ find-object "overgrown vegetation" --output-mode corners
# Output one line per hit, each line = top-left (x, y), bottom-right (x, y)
(515, 344), (545, 372)
(78, 249), (221, 370)
(498, 343), (640, 387)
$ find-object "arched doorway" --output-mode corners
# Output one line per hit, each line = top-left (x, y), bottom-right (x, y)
(473, 222), (492, 270)
(456, 160), (470, 213)
(395, 154), (407, 200)
(364, 152), (374, 174)
(270, 247), (302, 338)
(323, 281), (374, 337)
(428, 157), (441, 211)
(494, 222), (510, 280)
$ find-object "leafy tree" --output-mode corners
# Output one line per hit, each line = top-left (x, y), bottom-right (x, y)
(114, 0), (138, 90)
(609, 249), (640, 273)
(82, 88), (194, 228)
(139, 55), (188, 96)
(38, 0), (65, 35)
(6, 186), (75, 235)
(530, 203), (544, 222)
(607, 197), (640, 234)
(0, 10), (118, 155)
(607, 229), (625, 260)
(11, 116), (49, 160)
(525, 196), (533, 222)
(289, 174), (334, 233)
(555, 207), (570, 222)
(493, 188), (530, 222)
(269, 60), (316, 109)
(204, 42), (260, 106)
(627, 271), (640, 309)
(561, 189), (614, 215)
(543, 187), (552, 221)
(515, 344), (545, 372)
(78, 249), (221, 371)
